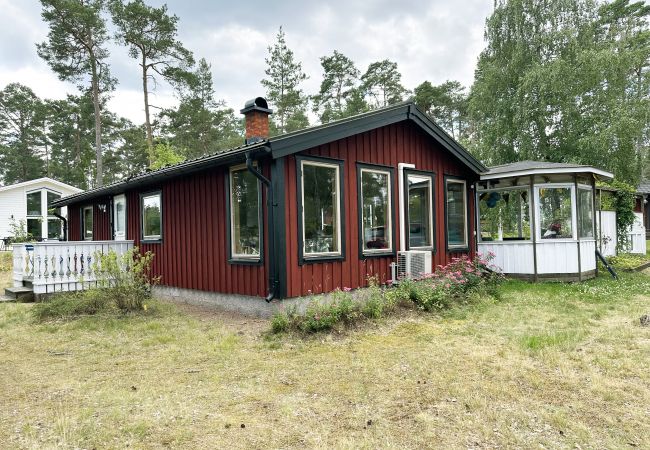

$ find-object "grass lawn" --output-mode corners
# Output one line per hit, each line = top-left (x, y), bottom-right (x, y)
(1, 271), (650, 449)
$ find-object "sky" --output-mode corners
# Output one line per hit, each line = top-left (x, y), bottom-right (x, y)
(0, 0), (494, 124)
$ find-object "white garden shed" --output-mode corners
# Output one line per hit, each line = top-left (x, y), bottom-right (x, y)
(476, 161), (613, 281)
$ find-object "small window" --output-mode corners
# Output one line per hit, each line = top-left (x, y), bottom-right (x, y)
(82, 206), (93, 240)
(479, 188), (530, 242)
(359, 166), (393, 255)
(48, 218), (62, 240)
(577, 188), (594, 238)
(229, 166), (261, 260)
(113, 194), (127, 240)
(445, 178), (468, 249)
(141, 192), (162, 241)
(538, 187), (573, 239)
(47, 191), (61, 216)
(406, 172), (434, 250)
(27, 191), (42, 217)
(299, 158), (343, 259)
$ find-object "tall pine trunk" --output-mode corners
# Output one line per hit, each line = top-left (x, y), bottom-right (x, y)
(90, 53), (103, 187)
(142, 56), (154, 165)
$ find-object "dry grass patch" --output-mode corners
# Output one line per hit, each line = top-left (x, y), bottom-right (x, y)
(1, 273), (650, 448)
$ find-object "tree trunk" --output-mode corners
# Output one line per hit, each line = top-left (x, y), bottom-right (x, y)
(90, 55), (103, 187)
(142, 56), (154, 165)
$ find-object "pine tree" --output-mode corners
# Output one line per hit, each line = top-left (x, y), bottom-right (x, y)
(414, 80), (469, 141)
(312, 50), (362, 123)
(110, 0), (195, 164)
(360, 60), (409, 108)
(261, 27), (309, 134)
(37, 0), (114, 187)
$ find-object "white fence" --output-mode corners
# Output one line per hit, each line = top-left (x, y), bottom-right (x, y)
(13, 240), (134, 294)
(629, 212), (647, 255)
(596, 211), (647, 256)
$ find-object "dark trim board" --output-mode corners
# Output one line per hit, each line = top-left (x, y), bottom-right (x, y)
(295, 154), (346, 265)
(139, 190), (163, 244)
(356, 162), (397, 259)
(271, 158), (287, 298)
(443, 174), (471, 253)
(402, 168), (436, 254)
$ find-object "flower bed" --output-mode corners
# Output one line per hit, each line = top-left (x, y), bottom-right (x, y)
(270, 254), (503, 334)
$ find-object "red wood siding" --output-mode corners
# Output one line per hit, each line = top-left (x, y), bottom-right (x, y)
(66, 202), (110, 240)
(68, 206), (80, 241)
(283, 121), (478, 298)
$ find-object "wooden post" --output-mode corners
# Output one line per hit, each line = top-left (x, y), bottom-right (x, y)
(593, 177), (599, 277)
(575, 174), (582, 282)
(530, 176), (538, 282)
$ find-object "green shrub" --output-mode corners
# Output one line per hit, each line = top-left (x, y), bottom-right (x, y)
(32, 248), (157, 321)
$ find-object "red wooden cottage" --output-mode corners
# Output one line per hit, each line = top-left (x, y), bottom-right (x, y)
(51, 98), (486, 307)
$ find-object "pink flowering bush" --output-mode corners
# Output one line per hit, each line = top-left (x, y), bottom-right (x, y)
(394, 253), (503, 312)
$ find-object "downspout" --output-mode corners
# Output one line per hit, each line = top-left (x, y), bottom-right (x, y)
(246, 146), (277, 302)
(53, 212), (67, 241)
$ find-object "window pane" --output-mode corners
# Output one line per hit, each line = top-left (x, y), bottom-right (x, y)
(115, 198), (126, 234)
(27, 192), (41, 216)
(231, 169), (260, 257)
(83, 207), (93, 240)
(539, 188), (573, 239)
(361, 170), (391, 252)
(446, 181), (467, 247)
(48, 219), (62, 240)
(479, 189), (530, 241)
(27, 218), (41, 240)
(142, 194), (161, 239)
(47, 191), (61, 216)
(578, 189), (594, 238)
(407, 175), (432, 248)
(303, 163), (339, 254)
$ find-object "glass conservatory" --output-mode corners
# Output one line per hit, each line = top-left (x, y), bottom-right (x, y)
(477, 162), (613, 281)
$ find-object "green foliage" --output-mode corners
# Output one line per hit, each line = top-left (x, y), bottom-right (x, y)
(469, 0), (650, 184)
(360, 60), (409, 108)
(33, 247), (157, 321)
(261, 27), (309, 135)
(149, 142), (184, 170)
(8, 219), (34, 243)
(414, 80), (469, 141)
(312, 50), (365, 123)
(605, 180), (638, 251)
(609, 252), (650, 270)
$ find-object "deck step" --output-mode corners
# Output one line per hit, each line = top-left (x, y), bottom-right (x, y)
(4, 286), (34, 302)
(0, 295), (16, 303)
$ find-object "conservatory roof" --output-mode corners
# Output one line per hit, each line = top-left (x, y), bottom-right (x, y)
(480, 161), (613, 181)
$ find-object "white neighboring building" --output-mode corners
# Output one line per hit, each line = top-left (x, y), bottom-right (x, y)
(0, 177), (82, 242)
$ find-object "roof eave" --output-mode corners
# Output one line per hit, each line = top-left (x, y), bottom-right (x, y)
(480, 167), (614, 181)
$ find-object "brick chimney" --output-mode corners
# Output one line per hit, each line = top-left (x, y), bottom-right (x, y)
(240, 97), (273, 144)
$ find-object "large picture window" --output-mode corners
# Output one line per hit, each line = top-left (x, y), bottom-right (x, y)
(406, 172), (434, 250)
(538, 187), (573, 239)
(479, 188), (530, 241)
(26, 191), (41, 217)
(577, 188), (594, 238)
(359, 166), (393, 255)
(82, 206), (93, 240)
(141, 192), (162, 241)
(445, 178), (468, 249)
(299, 158), (343, 260)
(229, 166), (261, 260)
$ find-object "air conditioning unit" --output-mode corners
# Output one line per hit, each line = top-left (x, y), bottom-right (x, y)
(397, 251), (433, 280)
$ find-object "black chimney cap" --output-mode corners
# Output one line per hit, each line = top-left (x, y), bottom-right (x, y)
(240, 97), (273, 115)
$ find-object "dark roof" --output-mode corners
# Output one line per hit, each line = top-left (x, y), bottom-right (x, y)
(481, 160), (613, 179)
(638, 180), (650, 195)
(53, 101), (486, 207)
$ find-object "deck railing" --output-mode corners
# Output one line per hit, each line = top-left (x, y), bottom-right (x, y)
(13, 240), (134, 294)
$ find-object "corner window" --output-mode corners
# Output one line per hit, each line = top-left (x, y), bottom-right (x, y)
(538, 187), (573, 239)
(359, 166), (393, 255)
(406, 172), (434, 250)
(48, 219), (62, 240)
(27, 191), (42, 216)
(141, 192), (162, 241)
(229, 166), (261, 260)
(577, 188), (594, 238)
(445, 178), (468, 249)
(479, 188), (531, 241)
(47, 191), (61, 216)
(299, 158), (343, 259)
(82, 206), (93, 240)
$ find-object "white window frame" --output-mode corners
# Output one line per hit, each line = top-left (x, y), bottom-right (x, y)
(445, 178), (469, 249)
(576, 184), (594, 240)
(405, 172), (435, 251)
(300, 159), (342, 259)
(82, 205), (93, 241)
(141, 192), (162, 241)
(476, 186), (532, 243)
(229, 164), (262, 261)
(359, 167), (393, 255)
(534, 183), (577, 242)
(113, 194), (127, 240)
